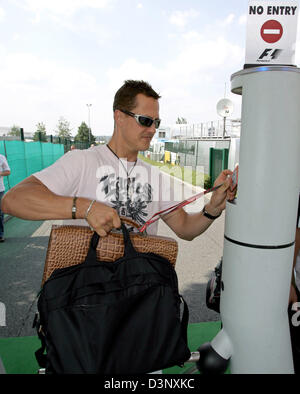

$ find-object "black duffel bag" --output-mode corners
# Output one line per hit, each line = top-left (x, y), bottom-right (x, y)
(34, 223), (191, 374)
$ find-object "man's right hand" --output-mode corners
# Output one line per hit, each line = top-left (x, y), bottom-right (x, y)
(84, 200), (121, 237)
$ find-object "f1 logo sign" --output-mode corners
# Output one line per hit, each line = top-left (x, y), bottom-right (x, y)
(258, 48), (282, 60)
(245, 1), (299, 66)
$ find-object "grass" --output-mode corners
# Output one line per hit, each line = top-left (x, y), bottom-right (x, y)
(138, 154), (211, 189)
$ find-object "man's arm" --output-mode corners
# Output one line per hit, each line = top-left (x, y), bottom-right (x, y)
(2, 175), (79, 220)
(294, 228), (300, 268)
(1, 175), (121, 236)
(292, 227), (300, 286)
(289, 227), (300, 304)
(162, 207), (220, 241)
(0, 170), (10, 176)
(1, 155), (10, 176)
(163, 169), (236, 240)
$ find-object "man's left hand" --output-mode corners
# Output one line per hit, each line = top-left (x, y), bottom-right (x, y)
(206, 169), (237, 216)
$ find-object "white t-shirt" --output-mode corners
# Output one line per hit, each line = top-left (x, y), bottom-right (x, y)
(33, 145), (179, 235)
(0, 154), (10, 192)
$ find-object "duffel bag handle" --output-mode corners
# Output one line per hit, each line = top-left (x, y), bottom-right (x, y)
(119, 222), (136, 256)
(87, 222), (136, 264)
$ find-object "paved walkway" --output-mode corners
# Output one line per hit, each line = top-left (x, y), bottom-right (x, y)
(0, 178), (224, 338)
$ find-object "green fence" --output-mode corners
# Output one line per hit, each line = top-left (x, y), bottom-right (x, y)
(0, 140), (64, 191)
(63, 140), (90, 152)
(209, 148), (229, 186)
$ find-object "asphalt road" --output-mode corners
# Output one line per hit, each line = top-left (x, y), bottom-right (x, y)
(0, 177), (224, 338)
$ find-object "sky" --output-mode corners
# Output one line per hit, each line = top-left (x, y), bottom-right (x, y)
(0, 0), (299, 136)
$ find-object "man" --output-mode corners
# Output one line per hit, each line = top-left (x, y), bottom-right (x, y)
(0, 154), (11, 242)
(290, 193), (300, 304)
(2, 80), (235, 240)
(295, 194), (300, 292)
(288, 193), (300, 374)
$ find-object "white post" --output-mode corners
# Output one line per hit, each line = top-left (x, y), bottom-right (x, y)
(221, 66), (300, 373)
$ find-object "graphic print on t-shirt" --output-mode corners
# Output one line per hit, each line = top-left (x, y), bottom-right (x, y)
(98, 172), (153, 225)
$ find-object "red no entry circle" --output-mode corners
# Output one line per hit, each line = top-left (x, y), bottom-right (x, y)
(261, 20), (283, 43)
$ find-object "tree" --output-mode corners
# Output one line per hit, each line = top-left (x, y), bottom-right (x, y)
(33, 122), (47, 142)
(176, 117), (187, 124)
(8, 125), (21, 137)
(74, 121), (95, 143)
(56, 117), (72, 139)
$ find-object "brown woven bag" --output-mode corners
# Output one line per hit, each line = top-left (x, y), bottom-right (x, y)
(42, 217), (178, 285)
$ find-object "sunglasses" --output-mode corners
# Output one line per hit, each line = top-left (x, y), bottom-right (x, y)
(118, 109), (161, 129)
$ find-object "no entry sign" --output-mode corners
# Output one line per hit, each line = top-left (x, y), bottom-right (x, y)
(245, 1), (299, 66)
(261, 20), (283, 43)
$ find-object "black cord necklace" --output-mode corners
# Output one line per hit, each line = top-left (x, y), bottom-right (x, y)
(106, 144), (137, 199)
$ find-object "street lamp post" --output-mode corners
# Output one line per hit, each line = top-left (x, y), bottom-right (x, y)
(86, 104), (92, 145)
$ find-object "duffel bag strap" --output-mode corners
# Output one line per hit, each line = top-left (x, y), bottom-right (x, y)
(35, 340), (47, 368)
(180, 296), (189, 344)
(33, 312), (47, 368)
